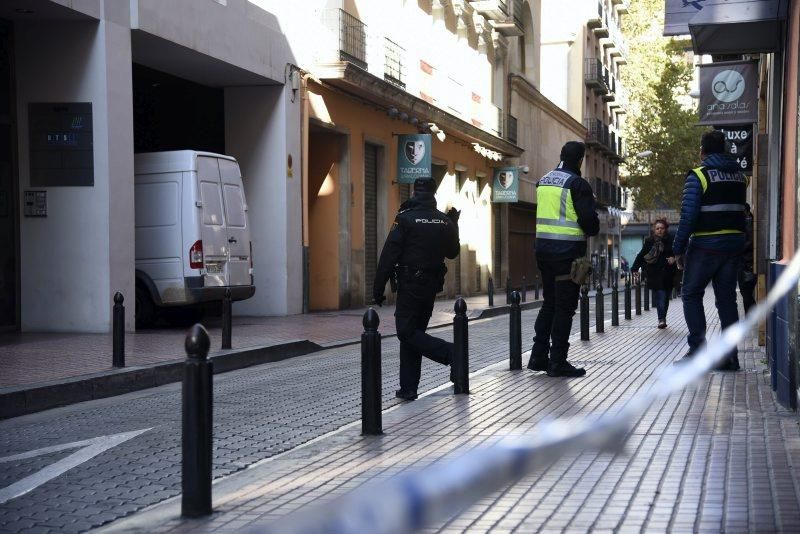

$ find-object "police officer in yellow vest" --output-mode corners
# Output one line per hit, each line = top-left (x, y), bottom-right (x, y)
(673, 130), (747, 371)
(527, 142), (599, 377)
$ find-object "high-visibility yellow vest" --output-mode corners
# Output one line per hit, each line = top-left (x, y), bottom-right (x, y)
(535, 170), (585, 241)
(691, 166), (748, 237)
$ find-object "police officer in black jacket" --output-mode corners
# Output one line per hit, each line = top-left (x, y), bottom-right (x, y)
(373, 178), (460, 401)
(527, 142), (599, 377)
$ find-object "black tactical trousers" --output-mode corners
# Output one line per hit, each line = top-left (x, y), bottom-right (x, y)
(394, 280), (452, 393)
(531, 257), (580, 365)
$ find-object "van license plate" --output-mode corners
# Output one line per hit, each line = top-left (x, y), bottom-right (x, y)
(206, 263), (223, 274)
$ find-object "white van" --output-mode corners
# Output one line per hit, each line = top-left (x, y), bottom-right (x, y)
(134, 151), (255, 327)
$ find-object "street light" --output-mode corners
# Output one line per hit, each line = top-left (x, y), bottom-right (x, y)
(636, 150), (653, 158)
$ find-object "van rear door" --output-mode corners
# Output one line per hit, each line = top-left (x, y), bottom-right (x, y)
(196, 156), (228, 287)
(218, 158), (251, 286)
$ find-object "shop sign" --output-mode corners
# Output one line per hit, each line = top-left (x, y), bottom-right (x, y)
(491, 167), (519, 203)
(396, 134), (431, 184)
(698, 61), (758, 125)
(715, 124), (753, 174)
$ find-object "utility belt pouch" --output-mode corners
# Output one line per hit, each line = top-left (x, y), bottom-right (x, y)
(555, 257), (592, 284)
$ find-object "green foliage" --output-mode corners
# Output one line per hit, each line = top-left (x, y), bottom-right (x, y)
(621, 1), (706, 209)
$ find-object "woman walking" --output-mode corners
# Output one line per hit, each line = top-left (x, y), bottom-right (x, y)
(631, 219), (676, 329)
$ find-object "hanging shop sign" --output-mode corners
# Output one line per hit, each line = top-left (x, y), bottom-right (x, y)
(491, 167), (519, 203)
(715, 124), (753, 174)
(698, 61), (758, 126)
(396, 134), (431, 184)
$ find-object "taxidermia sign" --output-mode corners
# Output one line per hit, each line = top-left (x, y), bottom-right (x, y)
(698, 61), (758, 125)
(396, 134), (432, 184)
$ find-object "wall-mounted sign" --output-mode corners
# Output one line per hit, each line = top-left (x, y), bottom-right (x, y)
(715, 124), (753, 174)
(698, 61), (758, 125)
(492, 167), (519, 203)
(24, 190), (47, 217)
(396, 134), (431, 184)
(29, 102), (93, 186)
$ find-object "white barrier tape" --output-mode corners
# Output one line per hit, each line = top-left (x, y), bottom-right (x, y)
(257, 250), (800, 534)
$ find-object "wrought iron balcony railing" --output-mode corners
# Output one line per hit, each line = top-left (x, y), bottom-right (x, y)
(584, 58), (609, 94)
(326, 9), (367, 70)
(383, 38), (405, 88)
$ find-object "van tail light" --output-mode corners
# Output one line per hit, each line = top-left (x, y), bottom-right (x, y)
(189, 240), (204, 269)
(249, 242), (254, 274)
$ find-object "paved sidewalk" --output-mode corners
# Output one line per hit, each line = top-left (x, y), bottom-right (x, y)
(0, 293), (510, 390)
(105, 291), (800, 533)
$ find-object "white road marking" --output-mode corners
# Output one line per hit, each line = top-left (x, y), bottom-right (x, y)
(0, 428), (152, 504)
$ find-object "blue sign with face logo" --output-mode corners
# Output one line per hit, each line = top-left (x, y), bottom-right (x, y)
(397, 134), (432, 184)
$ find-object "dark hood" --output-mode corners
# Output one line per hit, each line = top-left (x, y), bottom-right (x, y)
(702, 153), (740, 172)
(400, 192), (437, 211)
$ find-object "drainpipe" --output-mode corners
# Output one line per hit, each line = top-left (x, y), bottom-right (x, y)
(301, 71), (312, 314)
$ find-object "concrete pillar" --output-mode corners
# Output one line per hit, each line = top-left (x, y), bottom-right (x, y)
(225, 84), (302, 316)
(15, 15), (134, 332)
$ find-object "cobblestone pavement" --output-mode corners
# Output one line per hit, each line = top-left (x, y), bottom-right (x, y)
(0, 293), (509, 389)
(0, 300), (581, 533)
(104, 292), (800, 534)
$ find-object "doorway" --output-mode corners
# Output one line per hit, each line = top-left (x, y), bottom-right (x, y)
(0, 19), (18, 330)
(307, 126), (348, 310)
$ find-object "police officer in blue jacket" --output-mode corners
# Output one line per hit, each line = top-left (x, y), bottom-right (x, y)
(372, 178), (460, 400)
(673, 130), (747, 371)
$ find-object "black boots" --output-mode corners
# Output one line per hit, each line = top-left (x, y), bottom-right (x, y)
(527, 356), (548, 372)
(546, 361), (586, 377)
(528, 356), (586, 377)
(395, 389), (418, 401)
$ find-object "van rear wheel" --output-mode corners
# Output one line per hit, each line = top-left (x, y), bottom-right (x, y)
(135, 285), (157, 329)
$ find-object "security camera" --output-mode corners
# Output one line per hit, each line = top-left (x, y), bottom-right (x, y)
(435, 130), (446, 142)
(522, 165), (530, 174)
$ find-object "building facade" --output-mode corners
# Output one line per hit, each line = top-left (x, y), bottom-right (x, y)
(540, 0), (628, 286)
(664, 0), (799, 409)
(0, 0), (302, 332)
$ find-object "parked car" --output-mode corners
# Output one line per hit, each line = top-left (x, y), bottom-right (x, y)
(134, 150), (255, 327)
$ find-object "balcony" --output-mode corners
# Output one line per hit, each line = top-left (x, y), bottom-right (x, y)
(584, 58), (609, 94)
(607, 16), (629, 62)
(488, 0), (524, 37)
(601, 68), (615, 101)
(325, 9), (367, 70)
(584, 118), (605, 146)
(588, 1), (609, 38)
(468, 0), (508, 20)
(383, 38), (405, 89)
(505, 113), (518, 145)
(612, 0), (630, 14)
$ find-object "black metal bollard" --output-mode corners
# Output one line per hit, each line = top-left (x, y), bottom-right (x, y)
(635, 276), (642, 316)
(113, 292), (125, 368)
(611, 281), (619, 326)
(521, 276), (527, 302)
(505, 276), (511, 305)
(361, 308), (382, 435)
(580, 285), (590, 341)
(643, 275), (650, 311)
(182, 324), (213, 518)
(509, 291), (522, 370)
(534, 277), (540, 300)
(624, 275), (632, 320)
(488, 276), (494, 307)
(595, 283), (604, 333)
(452, 298), (470, 394)
(221, 288), (232, 350)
